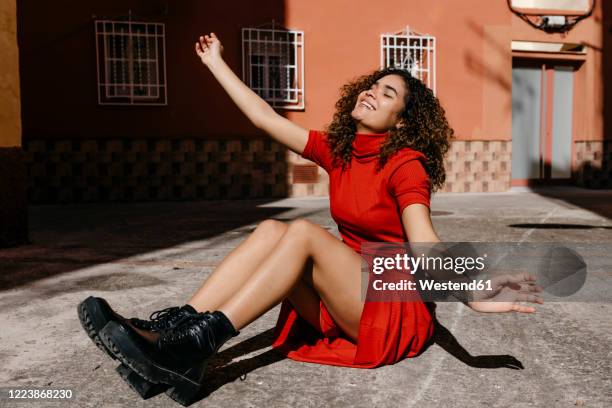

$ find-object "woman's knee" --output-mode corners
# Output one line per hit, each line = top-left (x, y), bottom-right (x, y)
(287, 218), (318, 235)
(254, 219), (287, 239)
(283, 219), (321, 247)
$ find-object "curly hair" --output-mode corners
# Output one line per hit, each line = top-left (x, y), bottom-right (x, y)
(325, 67), (454, 192)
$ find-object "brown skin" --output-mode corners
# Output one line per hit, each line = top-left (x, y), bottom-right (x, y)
(351, 74), (408, 134)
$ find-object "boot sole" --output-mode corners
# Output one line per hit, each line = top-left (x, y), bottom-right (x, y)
(115, 364), (169, 400)
(77, 298), (117, 361)
(77, 297), (167, 399)
(100, 321), (204, 406)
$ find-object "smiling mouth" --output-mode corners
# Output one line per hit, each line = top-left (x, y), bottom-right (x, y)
(359, 101), (375, 110)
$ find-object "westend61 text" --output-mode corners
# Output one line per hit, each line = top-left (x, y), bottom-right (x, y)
(372, 254), (487, 275)
(372, 279), (493, 292)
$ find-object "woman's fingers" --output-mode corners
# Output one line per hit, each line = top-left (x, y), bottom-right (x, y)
(198, 33), (218, 46)
(205, 34), (216, 46)
(511, 304), (536, 313)
(518, 282), (543, 293)
(195, 33), (221, 62)
(516, 293), (544, 304)
(506, 272), (537, 284)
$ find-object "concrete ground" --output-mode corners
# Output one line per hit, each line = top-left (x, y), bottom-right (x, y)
(0, 187), (611, 407)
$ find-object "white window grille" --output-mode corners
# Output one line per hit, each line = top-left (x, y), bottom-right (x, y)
(380, 26), (436, 94)
(242, 24), (305, 110)
(95, 20), (167, 105)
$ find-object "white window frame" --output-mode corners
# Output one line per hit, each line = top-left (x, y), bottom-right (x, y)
(95, 19), (167, 105)
(241, 26), (305, 110)
(380, 26), (436, 94)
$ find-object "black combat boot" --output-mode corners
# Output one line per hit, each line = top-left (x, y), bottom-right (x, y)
(77, 297), (196, 399)
(99, 311), (239, 406)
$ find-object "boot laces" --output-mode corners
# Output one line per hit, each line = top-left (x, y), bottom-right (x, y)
(149, 306), (180, 321)
(161, 312), (212, 345)
(147, 306), (185, 330)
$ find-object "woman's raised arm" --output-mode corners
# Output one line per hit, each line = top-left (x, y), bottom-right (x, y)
(195, 33), (309, 154)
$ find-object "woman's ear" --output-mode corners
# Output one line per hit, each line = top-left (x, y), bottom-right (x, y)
(395, 119), (406, 130)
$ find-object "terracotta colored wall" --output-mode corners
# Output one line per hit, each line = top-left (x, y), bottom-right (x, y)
(283, 0), (513, 141)
(603, 0), (612, 142)
(283, 0), (606, 144)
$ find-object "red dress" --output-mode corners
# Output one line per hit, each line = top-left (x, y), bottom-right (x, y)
(271, 130), (436, 368)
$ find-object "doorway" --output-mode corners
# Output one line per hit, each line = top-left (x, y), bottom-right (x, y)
(511, 60), (578, 185)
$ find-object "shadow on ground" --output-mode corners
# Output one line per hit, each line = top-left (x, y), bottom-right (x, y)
(0, 200), (293, 290)
(532, 187), (612, 221)
(508, 223), (612, 229)
(182, 320), (525, 405)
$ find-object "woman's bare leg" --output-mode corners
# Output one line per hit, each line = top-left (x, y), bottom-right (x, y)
(286, 271), (325, 333)
(187, 219), (288, 312)
(219, 219), (364, 340)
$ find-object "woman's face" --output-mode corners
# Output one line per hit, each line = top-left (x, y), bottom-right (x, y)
(351, 74), (408, 134)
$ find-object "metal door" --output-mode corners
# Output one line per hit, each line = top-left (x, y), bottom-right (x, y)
(512, 61), (575, 184)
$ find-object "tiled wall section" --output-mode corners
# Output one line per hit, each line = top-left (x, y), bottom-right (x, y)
(441, 140), (512, 192)
(288, 139), (514, 195)
(24, 138), (288, 203)
(574, 140), (612, 188)
(23, 138), (611, 203)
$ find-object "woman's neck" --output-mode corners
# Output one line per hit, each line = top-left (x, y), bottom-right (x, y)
(356, 124), (387, 135)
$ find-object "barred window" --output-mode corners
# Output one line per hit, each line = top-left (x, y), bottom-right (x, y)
(95, 20), (167, 105)
(380, 26), (436, 94)
(242, 26), (305, 110)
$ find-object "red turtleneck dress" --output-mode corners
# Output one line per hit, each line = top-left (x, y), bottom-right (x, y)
(271, 130), (435, 368)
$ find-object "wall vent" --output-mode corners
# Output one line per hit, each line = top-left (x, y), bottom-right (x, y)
(292, 164), (318, 183)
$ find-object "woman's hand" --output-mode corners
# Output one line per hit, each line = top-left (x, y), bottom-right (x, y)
(467, 272), (544, 313)
(191, 31), (308, 153)
(195, 33), (224, 68)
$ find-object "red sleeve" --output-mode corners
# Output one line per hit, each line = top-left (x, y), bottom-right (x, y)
(301, 130), (334, 172)
(388, 158), (431, 212)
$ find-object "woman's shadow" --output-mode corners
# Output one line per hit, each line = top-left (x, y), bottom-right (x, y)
(182, 318), (523, 404)
(195, 328), (285, 400)
(430, 319), (524, 369)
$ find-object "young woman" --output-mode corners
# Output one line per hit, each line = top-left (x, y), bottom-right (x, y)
(78, 33), (543, 405)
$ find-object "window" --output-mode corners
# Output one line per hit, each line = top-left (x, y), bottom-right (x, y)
(95, 20), (167, 105)
(380, 26), (436, 94)
(242, 26), (305, 109)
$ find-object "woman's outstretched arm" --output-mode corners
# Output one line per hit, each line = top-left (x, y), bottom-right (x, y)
(401, 204), (543, 313)
(195, 33), (308, 154)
